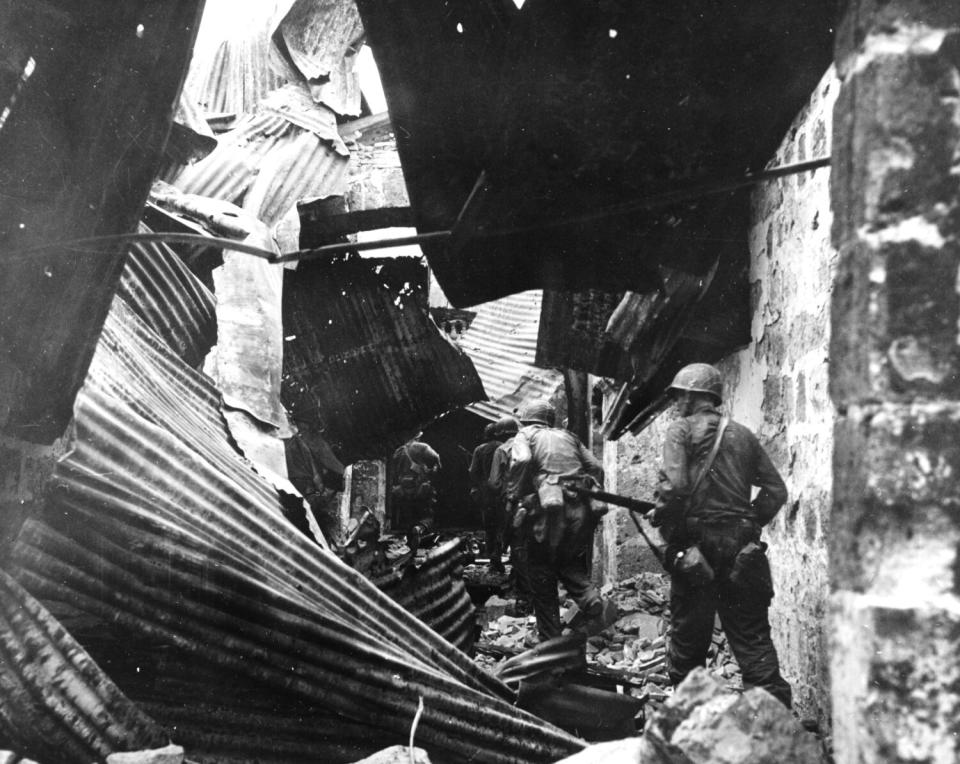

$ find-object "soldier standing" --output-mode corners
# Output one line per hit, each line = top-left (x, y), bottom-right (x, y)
(651, 363), (792, 707)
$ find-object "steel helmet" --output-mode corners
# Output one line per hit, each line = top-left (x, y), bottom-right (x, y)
(495, 415), (520, 436)
(483, 423), (497, 439)
(519, 400), (556, 426)
(667, 363), (723, 403)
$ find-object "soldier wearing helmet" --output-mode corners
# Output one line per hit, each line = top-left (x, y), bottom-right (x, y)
(469, 421), (508, 573)
(506, 399), (607, 643)
(652, 363), (792, 707)
(486, 414), (531, 612)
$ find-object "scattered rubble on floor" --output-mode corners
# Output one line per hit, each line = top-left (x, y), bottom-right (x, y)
(471, 568), (744, 718)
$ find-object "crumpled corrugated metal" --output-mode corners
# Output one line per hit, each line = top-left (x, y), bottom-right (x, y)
(170, 86), (350, 229)
(9, 302), (584, 763)
(0, 569), (170, 763)
(118, 223), (217, 370)
(282, 255), (486, 464)
(277, 0), (365, 117)
(184, 1), (290, 117)
(457, 290), (564, 422)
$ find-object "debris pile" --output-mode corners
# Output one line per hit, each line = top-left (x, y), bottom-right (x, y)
(554, 668), (823, 763)
(473, 570), (744, 714)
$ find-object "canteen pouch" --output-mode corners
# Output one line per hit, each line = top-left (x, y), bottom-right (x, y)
(537, 474), (565, 511)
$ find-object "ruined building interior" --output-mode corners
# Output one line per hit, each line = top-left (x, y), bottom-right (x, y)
(0, 1), (958, 763)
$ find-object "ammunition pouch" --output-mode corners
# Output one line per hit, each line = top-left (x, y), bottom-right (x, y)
(672, 544), (715, 586)
(729, 541), (774, 601)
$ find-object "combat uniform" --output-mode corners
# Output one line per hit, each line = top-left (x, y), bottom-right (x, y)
(654, 398), (792, 707)
(509, 409), (605, 641)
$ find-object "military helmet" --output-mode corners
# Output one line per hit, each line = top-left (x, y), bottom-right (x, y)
(483, 423), (497, 439)
(519, 400), (556, 426)
(495, 415), (520, 436)
(667, 363), (723, 403)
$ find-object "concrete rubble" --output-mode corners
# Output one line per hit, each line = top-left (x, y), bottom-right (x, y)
(473, 570), (744, 715)
(553, 668), (823, 764)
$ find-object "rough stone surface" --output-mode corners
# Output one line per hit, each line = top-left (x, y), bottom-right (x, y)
(602, 68), (839, 725)
(830, 594), (960, 764)
(830, 403), (960, 595)
(828, 5), (960, 763)
(642, 669), (822, 764)
(106, 744), (184, 764)
(670, 690), (822, 764)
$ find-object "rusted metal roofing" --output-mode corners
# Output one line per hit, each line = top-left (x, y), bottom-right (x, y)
(9, 301), (583, 763)
(170, 85), (349, 228)
(0, 0), (204, 443)
(282, 255), (486, 464)
(0, 569), (170, 762)
(118, 223), (217, 370)
(354, 0), (834, 307)
(277, 0), (365, 117)
(457, 290), (564, 422)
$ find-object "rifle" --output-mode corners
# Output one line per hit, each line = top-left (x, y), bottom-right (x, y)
(573, 487), (667, 568)
(574, 487), (655, 516)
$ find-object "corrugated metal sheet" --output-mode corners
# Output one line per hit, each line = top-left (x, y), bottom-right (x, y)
(282, 256), (486, 464)
(0, 569), (169, 762)
(536, 289), (633, 382)
(118, 223), (217, 370)
(170, 88), (349, 228)
(184, 5), (289, 117)
(355, 1), (834, 308)
(277, 0), (365, 117)
(457, 290), (564, 422)
(9, 300), (584, 763)
(0, 0), (204, 443)
(371, 538), (475, 653)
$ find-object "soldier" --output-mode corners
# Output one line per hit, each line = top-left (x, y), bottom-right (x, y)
(469, 422), (506, 573)
(651, 363), (792, 707)
(389, 436), (441, 553)
(488, 414), (531, 611)
(507, 400), (606, 643)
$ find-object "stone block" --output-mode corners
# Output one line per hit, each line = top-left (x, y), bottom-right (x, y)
(670, 690), (822, 763)
(643, 668), (821, 764)
(106, 744), (184, 764)
(614, 612), (661, 643)
(835, 1), (960, 72)
(830, 592), (960, 764)
(351, 746), (431, 764)
(830, 402), (960, 594)
(483, 595), (510, 622)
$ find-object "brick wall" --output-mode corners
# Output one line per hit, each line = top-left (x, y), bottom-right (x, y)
(601, 67), (839, 724)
